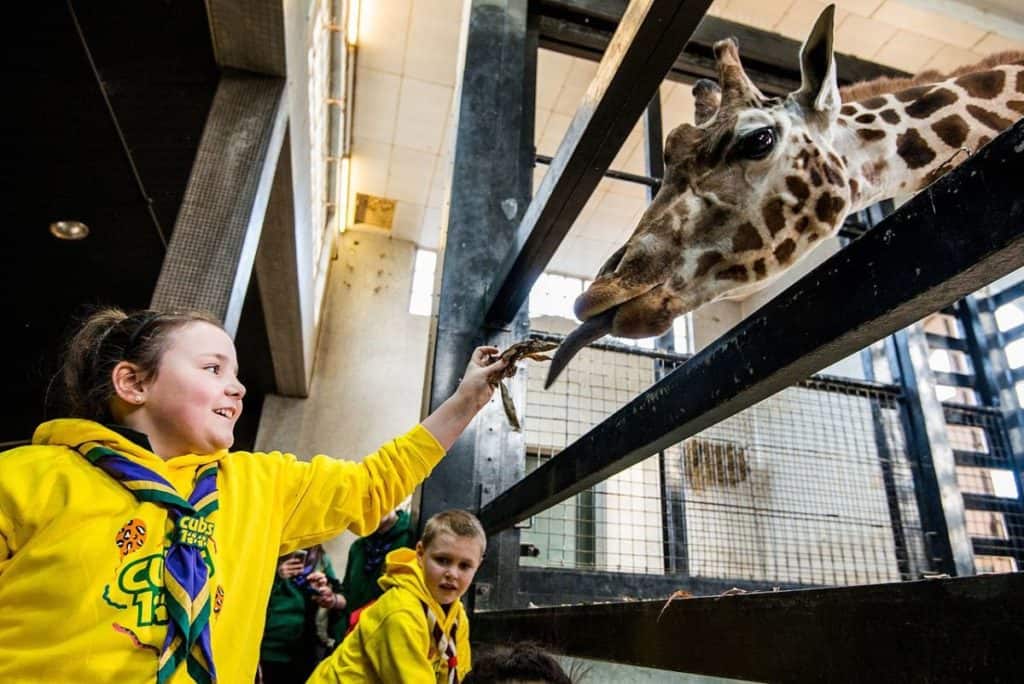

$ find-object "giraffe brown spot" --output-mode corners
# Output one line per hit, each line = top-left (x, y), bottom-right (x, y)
(905, 88), (956, 119)
(955, 70), (1005, 99)
(827, 152), (843, 168)
(795, 215), (811, 233)
(1008, 100), (1024, 115)
(823, 163), (843, 187)
(978, 135), (992, 148)
(695, 251), (723, 277)
(862, 96), (887, 110)
(931, 114), (969, 148)
(857, 128), (886, 142)
(753, 258), (766, 279)
(732, 222), (763, 252)
(803, 133), (813, 144)
(855, 113), (876, 124)
(774, 239), (796, 264)
(715, 265), (749, 282)
(966, 104), (1013, 131)
(815, 193), (845, 225)
(896, 129), (936, 169)
(786, 176), (810, 202)
(1018, 71), (1024, 93)
(807, 232), (820, 243)
(849, 178), (859, 201)
(894, 85), (931, 103)
(763, 198), (786, 236)
(879, 109), (901, 124)
(840, 104), (857, 116)
(810, 168), (823, 187)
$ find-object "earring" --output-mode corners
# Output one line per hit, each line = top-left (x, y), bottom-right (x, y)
(134, 395), (143, 404)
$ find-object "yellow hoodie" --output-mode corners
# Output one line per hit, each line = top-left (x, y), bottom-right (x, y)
(0, 419), (444, 683)
(307, 548), (471, 684)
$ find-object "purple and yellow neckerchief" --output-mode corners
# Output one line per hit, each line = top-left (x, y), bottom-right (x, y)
(81, 443), (219, 683)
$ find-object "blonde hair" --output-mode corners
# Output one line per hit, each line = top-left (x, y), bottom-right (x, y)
(421, 509), (487, 554)
(61, 307), (223, 422)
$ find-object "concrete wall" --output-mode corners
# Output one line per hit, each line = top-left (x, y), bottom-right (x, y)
(256, 229), (431, 567)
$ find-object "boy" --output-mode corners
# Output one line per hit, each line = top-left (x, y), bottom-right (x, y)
(307, 509), (487, 683)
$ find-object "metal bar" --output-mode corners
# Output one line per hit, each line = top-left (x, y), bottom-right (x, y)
(1003, 323), (1024, 344)
(925, 332), (969, 352)
(514, 567), (812, 606)
(534, 153), (659, 188)
(479, 121), (1024, 535)
(474, 573), (1024, 681)
(417, 0), (535, 611)
(953, 449), (1012, 469)
(956, 296), (1000, 406)
(991, 280), (1024, 308)
(535, 0), (907, 94)
(888, 330), (973, 576)
(483, 0), (714, 328)
(962, 493), (1024, 514)
(932, 370), (977, 389)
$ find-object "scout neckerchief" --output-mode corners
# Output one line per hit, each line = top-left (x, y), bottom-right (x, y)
(424, 603), (459, 684)
(82, 443), (219, 684)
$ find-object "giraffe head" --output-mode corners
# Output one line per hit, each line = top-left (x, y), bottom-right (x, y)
(547, 5), (851, 387)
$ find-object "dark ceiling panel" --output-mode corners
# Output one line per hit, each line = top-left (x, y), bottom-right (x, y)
(2, 2), (219, 440)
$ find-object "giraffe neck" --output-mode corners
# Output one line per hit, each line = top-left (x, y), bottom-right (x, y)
(833, 61), (1024, 213)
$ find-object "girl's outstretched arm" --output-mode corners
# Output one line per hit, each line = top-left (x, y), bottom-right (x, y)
(421, 346), (506, 450)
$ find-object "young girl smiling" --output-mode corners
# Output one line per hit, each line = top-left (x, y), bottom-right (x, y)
(0, 308), (505, 683)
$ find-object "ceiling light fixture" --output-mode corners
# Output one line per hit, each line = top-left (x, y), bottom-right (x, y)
(49, 220), (90, 240)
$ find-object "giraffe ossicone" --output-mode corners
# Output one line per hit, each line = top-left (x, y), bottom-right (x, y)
(545, 3), (1024, 388)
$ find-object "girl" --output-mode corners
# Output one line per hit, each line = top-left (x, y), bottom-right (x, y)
(0, 308), (505, 683)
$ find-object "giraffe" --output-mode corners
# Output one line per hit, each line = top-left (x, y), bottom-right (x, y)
(545, 4), (1024, 388)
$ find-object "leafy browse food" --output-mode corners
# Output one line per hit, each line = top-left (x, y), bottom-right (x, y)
(488, 340), (560, 431)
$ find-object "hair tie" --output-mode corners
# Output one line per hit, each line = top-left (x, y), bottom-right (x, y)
(125, 312), (162, 351)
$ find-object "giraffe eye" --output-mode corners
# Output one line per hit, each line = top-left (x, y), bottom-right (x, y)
(737, 127), (776, 160)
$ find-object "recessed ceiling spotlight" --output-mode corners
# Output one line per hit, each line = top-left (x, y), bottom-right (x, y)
(49, 220), (90, 240)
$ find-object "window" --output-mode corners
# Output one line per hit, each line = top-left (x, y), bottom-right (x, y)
(408, 249), (437, 316)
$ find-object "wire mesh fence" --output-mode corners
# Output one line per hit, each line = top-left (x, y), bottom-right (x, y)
(519, 332), (930, 594)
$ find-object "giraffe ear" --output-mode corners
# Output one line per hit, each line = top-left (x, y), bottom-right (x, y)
(792, 4), (840, 117)
(692, 79), (721, 125)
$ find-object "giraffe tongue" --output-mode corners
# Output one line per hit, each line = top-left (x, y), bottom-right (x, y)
(545, 308), (616, 389)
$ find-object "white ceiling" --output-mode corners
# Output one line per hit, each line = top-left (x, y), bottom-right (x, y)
(347, 0), (1024, 279)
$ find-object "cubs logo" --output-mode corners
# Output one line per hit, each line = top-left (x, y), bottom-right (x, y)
(115, 519), (147, 558)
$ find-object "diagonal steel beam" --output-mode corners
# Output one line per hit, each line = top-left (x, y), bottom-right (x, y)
(483, 0), (714, 328)
(478, 120), (1024, 534)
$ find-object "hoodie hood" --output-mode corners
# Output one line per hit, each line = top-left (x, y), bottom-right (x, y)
(33, 418), (225, 476)
(378, 547), (464, 629)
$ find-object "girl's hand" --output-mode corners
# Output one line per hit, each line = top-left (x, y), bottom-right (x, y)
(454, 346), (506, 412)
(277, 557), (304, 579)
(421, 346), (508, 450)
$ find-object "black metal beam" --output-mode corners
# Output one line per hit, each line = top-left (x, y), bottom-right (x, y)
(515, 567), (814, 607)
(535, 0), (908, 96)
(991, 280), (1024, 308)
(472, 573), (1024, 681)
(418, 0), (535, 610)
(534, 153), (659, 188)
(926, 332), (969, 352)
(478, 121), (1024, 535)
(483, 0), (715, 328)
(1003, 323), (1024, 344)
(932, 370), (977, 389)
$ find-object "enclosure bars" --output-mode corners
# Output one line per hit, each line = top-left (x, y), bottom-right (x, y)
(478, 119), (1024, 538)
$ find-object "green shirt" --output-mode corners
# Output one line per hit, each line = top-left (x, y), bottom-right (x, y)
(338, 510), (415, 632)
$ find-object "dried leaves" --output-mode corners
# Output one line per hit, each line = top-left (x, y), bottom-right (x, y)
(488, 339), (560, 431)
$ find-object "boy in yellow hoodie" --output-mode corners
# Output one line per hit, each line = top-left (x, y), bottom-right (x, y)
(308, 509), (487, 683)
(0, 308), (505, 683)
